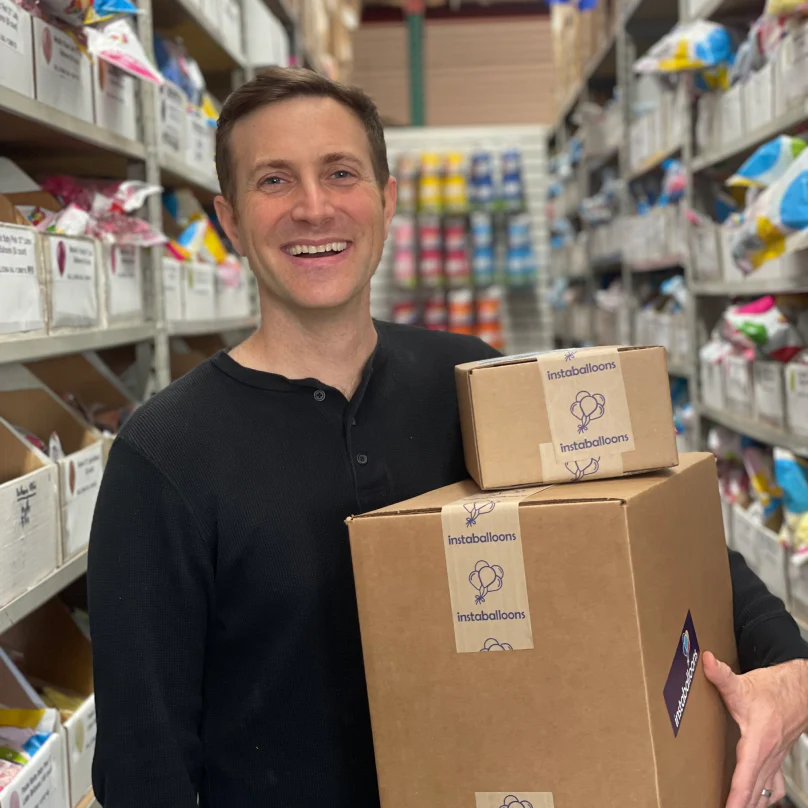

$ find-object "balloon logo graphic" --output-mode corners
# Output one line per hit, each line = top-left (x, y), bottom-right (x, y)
(500, 797), (534, 808)
(69, 460), (76, 496)
(682, 630), (691, 663)
(565, 457), (600, 481)
(570, 391), (605, 434)
(481, 638), (513, 652)
(57, 240), (66, 277)
(469, 560), (504, 605)
(464, 500), (495, 527)
(565, 350), (576, 361)
(42, 26), (53, 65)
(10, 792), (20, 808)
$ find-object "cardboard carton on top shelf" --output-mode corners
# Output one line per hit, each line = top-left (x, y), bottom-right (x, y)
(0, 366), (103, 563)
(456, 346), (677, 490)
(0, 0), (34, 99)
(0, 194), (47, 339)
(93, 59), (137, 141)
(347, 453), (737, 808)
(32, 16), (93, 124)
(0, 418), (59, 611)
(0, 649), (69, 808)
(1, 598), (96, 808)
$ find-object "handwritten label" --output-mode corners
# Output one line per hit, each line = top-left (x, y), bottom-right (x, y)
(0, 226), (44, 334)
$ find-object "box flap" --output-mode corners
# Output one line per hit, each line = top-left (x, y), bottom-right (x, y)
(0, 418), (48, 486)
(0, 648), (42, 709)
(456, 345), (660, 373)
(349, 455), (713, 521)
(0, 195), (32, 227)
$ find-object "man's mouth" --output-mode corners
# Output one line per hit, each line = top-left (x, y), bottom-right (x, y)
(284, 241), (351, 257)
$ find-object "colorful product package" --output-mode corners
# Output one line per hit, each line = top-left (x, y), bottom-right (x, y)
(634, 21), (735, 74)
(396, 154), (418, 215)
(727, 136), (808, 189)
(0, 707), (58, 793)
(742, 442), (783, 529)
(391, 299), (418, 327)
(392, 217), (416, 289)
(443, 152), (468, 214)
(86, 18), (162, 84)
(722, 296), (805, 362)
(470, 152), (495, 211)
(447, 289), (474, 336)
(773, 448), (808, 553)
(470, 212), (495, 286)
(764, 0), (808, 14)
(444, 217), (470, 287)
(501, 149), (525, 212)
(423, 293), (447, 331)
(418, 153), (443, 214)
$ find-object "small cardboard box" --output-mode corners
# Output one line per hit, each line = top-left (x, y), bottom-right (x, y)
(0, 369), (103, 563)
(0, 418), (59, 610)
(731, 504), (761, 574)
(724, 354), (754, 419)
(32, 16), (93, 123)
(2, 599), (96, 808)
(100, 244), (144, 326)
(185, 108), (215, 178)
(163, 258), (185, 322)
(785, 360), (808, 437)
(0, 648), (70, 808)
(41, 234), (100, 331)
(184, 261), (217, 321)
(456, 346), (678, 489)
(753, 360), (785, 428)
(158, 79), (187, 161)
(347, 453), (736, 808)
(0, 216), (47, 338)
(92, 59), (137, 141)
(0, 0), (34, 99)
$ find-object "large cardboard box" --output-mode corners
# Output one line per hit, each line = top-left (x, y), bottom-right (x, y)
(0, 418), (59, 611)
(0, 215), (47, 339)
(41, 234), (100, 331)
(0, 370), (103, 563)
(2, 599), (96, 808)
(347, 453), (736, 808)
(92, 59), (137, 141)
(32, 17), (93, 123)
(0, 0), (34, 99)
(456, 346), (677, 489)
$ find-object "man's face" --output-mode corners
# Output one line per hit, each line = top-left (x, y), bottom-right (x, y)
(215, 97), (396, 313)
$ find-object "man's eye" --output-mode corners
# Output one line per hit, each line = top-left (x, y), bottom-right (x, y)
(332, 170), (353, 180)
(261, 176), (284, 186)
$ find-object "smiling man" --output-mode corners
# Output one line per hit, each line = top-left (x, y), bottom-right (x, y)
(88, 69), (808, 808)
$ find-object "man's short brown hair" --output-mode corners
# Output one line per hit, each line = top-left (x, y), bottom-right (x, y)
(215, 67), (390, 204)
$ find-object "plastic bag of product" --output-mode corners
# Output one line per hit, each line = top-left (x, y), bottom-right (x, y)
(722, 296), (805, 362)
(39, 0), (138, 26)
(764, 0), (808, 15)
(635, 22), (735, 74)
(727, 136), (808, 189)
(730, 147), (808, 271)
(773, 448), (808, 553)
(85, 18), (162, 84)
(0, 708), (58, 776)
(708, 426), (743, 463)
(742, 443), (783, 527)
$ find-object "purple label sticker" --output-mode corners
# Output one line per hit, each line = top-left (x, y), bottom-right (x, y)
(663, 611), (700, 738)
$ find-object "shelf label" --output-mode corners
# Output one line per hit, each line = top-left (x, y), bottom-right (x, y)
(0, 226), (44, 335)
(0, 0), (24, 54)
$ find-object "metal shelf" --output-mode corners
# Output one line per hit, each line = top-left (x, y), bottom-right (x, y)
(592, 253), (623, 272)
(168, 317), (258, 338)
(0, 324), (156, 365)
(692, 279), (808, 296)
(0, 86), (145, 160)
(0, 551), (88, 634)
(627, 256), (685, 273)
(698, 403), (808, 457)
(692, 101), (808, 173)
(160, 154), (220, 197)
(628, 142), (682, 182)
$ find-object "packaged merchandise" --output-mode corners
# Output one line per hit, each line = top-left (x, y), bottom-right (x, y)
(764, 0), (808, 14)
(505, 214), (536, 286)
(443, 152), (468, 214)
(727, 136), (807, 189)
(470, 212), (495, 286)
(722, 296), (805, 362)
(154, 34), (205, 106)
(476, 287), (504, 351)
(418, 215), (443, 288)
(456, 346), (678, 489)
(635, 22), (735, 74)
(0, 707), (58, 793)
(774, 448), (808, 552)
(395, 154), (418, 214)
(501, 149), (525, 212)
(392, 217), (416, 289)
(444, 217), (470, 287)
(741, 442), (783, 529)
(392, 299), (418, 327)
(419, 153), (443, 214)
(423, 293), (447, 331)
(347, 453), (736, 808)
(470, 152), (496, 211)
(447, 289), (474, 336)
(85, 17), (162, 84)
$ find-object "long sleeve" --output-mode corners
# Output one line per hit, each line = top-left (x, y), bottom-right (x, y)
(729, 548), (808, 672)
(88, 438), (214, 807)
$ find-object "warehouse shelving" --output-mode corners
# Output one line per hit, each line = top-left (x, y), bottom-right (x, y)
(699, 404), (808, 458)
(692, 279), (808, 296)
(160, 153), (222, 197)
(628, 141), (682, 181)
(168, 316), (259, 337)
(0, 551), (88, 634)
(627, 255), (685, 273)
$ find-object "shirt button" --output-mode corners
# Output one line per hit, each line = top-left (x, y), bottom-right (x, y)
(356, 453), (368, 465)
(314, 389), (326, 402)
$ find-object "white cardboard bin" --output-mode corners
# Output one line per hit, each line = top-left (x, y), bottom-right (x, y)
(158, 79), (187, 162)
(101, 244), (145, 326)
(731, 504), (761, 574)
(92, 59), (137, 141)
(41, 234), (100, 332)
(0, 0), (34, 99)
(184, 262), (217, 321)
(785, 361), (808, 437)
(0, 223), (46, 338)
(163, 258), (185, 322)
(754, 522), (790, 606)
(753, 359), (786, 428)
(724, 353), (754, 419)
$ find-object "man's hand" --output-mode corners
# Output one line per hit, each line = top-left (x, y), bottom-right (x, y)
(704, 651), (808, 808)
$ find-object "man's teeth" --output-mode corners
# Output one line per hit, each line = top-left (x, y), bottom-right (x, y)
(286, 242), (348, 256)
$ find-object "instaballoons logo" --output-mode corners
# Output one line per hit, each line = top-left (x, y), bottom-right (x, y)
(464, 499), (496, 527)
(565, 457), (600, 481)
(570, 391), (605, 434)
(469, 560), (504, 604)
(546, 359), (617, 381)
(675, 630), (699, 732)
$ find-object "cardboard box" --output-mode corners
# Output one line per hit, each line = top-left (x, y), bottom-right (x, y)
(0, 372), (103, 563)
(42, 234), (100, 331)
(158, 80), (187, 161)
(163, 258), (185, 322)
(0, 220), (47, 337)
(785, 360), (808, 437)
(456, 346), (678, 489)
(185, 109), (215, 178)
(724, 354), (754, 419)
(0, 647), (70, 808)
(184, 261), (217, 321)
(92, 59), (137, 141)
(0, 418), (59, 610)
(744, 61), (775, 133)
(347, 453), (736, 808)
(753, 360), (785, 428)
(731, 504), (761, 574)
(2, 599), (96, 808)
(720, 495), (733, 548)
(696, 93), (721, 156)
(0, 0), (34, 99)
(32, 17), (93, 123)
(700, 343), (728, 411)
(101, 244), (144, 325)
(217, 267), (252, 320)
(690, 223), (721, 280)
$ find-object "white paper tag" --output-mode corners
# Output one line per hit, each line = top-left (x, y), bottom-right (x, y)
(48, 237), (98, 326)
(0, 0), (24, 54)
(62, 444), (103, 559)
(0, 226), (44, 334)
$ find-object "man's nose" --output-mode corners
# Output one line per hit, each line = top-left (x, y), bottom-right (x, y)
(291, 179), (336, 226)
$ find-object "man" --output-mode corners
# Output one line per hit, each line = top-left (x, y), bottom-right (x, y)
(88, 68), (808, 808)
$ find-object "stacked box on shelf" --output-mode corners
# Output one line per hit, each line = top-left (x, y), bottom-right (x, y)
(93, 62), (138, 141)
(785, 356), (808, 438)
(0, 367), (104, 565)
(779, 17), (808, 115)
(0, 418), (59, 611)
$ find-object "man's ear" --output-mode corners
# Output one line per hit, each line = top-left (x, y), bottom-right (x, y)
(214, 195), (244, 256)
(382, 176), (397, 241)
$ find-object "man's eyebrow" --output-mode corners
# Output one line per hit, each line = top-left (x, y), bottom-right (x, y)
(250, 159), (295, 175)
(321, 152), (364, 167)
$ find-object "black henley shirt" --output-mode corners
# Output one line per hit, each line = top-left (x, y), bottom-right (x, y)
(87, 321), (808, 808)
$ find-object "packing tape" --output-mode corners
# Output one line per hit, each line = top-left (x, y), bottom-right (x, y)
(441, 486), (548, 654)
(536, 347), (635, 481)
(475, 793), (555, 808)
